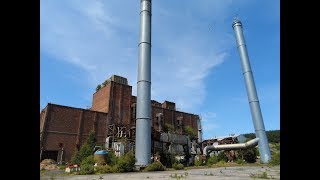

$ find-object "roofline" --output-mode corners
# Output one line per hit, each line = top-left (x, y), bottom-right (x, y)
(42, 103), (108, 115)
(93, 80), (133, 96)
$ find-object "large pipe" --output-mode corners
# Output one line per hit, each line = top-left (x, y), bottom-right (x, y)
(135, 0), (152, 167)
(203, 138), (259, 156)
(232, 18), (271, 163)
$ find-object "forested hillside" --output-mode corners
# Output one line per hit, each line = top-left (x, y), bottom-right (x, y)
(243, 130), (280, 143)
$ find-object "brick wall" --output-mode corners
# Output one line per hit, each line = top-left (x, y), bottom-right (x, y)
(41, 104), (108, 162)
(108, 82), (132, 126)
(151, 106), (199, 137)
(91, 84), (111, 113)
(41, 76), (200, 162)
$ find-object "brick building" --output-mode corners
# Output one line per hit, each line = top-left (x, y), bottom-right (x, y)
(40, 75), (201, 163)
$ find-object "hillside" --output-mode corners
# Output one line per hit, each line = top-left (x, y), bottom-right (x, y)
(243, 130), (280, 143)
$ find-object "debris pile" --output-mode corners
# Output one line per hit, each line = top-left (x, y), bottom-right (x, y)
(40, 159), (59, 170)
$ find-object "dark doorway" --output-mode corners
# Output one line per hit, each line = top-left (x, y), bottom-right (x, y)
(41, 150), (58, 161)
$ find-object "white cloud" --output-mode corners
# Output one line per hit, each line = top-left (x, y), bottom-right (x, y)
(40, 0), (256, 112)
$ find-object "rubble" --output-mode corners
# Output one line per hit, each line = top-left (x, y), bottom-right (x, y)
(40, 159), (59, 170)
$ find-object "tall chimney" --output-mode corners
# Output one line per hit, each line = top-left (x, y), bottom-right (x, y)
(197, 117), (202, 143)
(232, 18), (271, 163)
(135, 0), (152, 167)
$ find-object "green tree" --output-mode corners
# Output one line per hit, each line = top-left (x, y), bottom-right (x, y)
(243, 130), (280, 143)
(184, 126), (196, 140)
(71, 131), (96, 165)
(86, 131), (96, 150)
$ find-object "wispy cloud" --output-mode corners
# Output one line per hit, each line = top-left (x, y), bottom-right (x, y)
(40, 0), (255, 112)
(200, 111), (220, 139)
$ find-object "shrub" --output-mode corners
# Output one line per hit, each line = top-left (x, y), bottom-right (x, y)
(194, 159), (204, 166)
(96, 84), (102, 91)
(78, 155), (95, 175)
(217, 160), (226, 166)
(106, 151), (118, 166)
(79, 164), (94, 175)
(114, 151), (136, 172)
(71, 151), (82, 165)
(236, 158), (245, 164)
(58, 164), (66, 170)
(269, 152), (280, 166)
(206, 155), (219, 165)
(217, 152), (228, 162)
(144, 161), (166, 171)
(172, 162), (184, 170)
(242, 149), (257, 163)
(95, 164), (115, 174)
(81, 155), (95, 166)
(71, 131), (96, 165)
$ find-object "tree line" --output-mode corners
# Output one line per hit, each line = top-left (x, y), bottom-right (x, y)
(243, 130), (280, 143)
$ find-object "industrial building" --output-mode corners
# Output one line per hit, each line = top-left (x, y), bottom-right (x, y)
(40, 6), (271, 165)
(40, 75), (202, 164)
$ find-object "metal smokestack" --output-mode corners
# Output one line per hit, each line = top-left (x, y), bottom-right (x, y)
(197, 117), (202, 143)
(135, 0), (152, 167)
(232, 18), (271, 163)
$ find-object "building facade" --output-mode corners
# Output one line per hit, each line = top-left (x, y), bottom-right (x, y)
(40, 75), (201, 163)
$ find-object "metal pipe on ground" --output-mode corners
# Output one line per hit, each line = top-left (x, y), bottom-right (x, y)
(203, 138), (259, 156)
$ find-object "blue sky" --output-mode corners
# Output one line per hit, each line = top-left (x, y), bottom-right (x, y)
(40, 0), (279, 140)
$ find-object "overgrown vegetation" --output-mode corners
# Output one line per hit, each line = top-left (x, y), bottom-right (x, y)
(170, 173), (188, 179)
(236, 158), (245, 164)
(183, 126), (196, 139)
(204, 171), (214, 176)
(172, 162), (184, 170)
(238, 149), (257, 163)
(144, 161), (166, 171)
(194, 159), (205, 166)
(250, 171), (270, 179)
(106, 151), (118, 166)
(269, 152), (280, 166)
(206, 155), (219, 165)
(244, 130), (280, 143)
(68, 131), (137, 175)
(71, 131), (96, 165)
(217, 152), (228, 162)
(113, 151), (136, 172)
(96, 84), (102, 91)
(95, 79), (109, 92)
(95, 164), (115, 174)
(164, 123), (175, 133)
(79, 155), (95, 175)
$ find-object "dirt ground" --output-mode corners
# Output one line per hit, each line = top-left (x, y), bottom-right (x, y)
(40, 165), (280, 180)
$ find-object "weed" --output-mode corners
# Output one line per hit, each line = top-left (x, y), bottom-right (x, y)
(249, 171), (270, 179)
(204, 171), (214, 176)
(170, 173), (186, 179)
